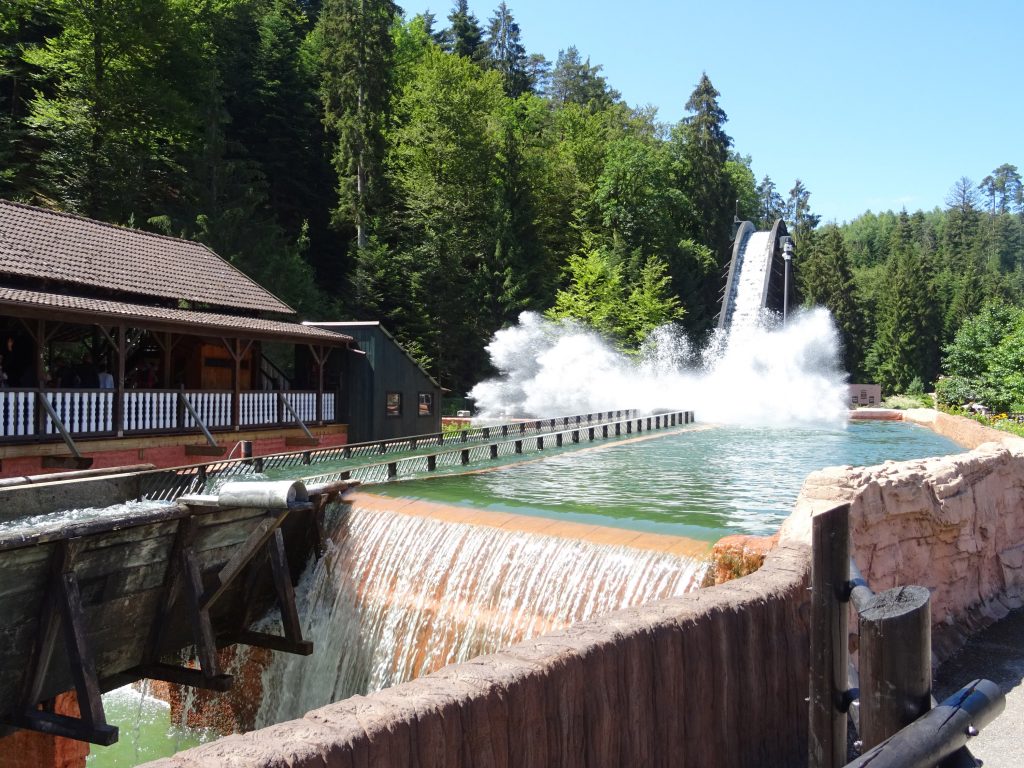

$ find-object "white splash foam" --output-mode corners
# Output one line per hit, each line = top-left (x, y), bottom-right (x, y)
(469, 308), (848, 427)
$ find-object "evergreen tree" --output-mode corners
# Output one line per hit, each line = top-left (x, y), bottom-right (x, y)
(755, 175), (785, 229)
(319, 0), (399, 250)
(784, 178), (820, 242)
(484, 2), (530, 97)
(864, 217), (939, 392)
(22, 0), (207, 221)
(799, 226), (863, 376)
(549, 46), (619, 110)
(978, 164), (1022, 214)
(671, 73), (734, 328)
(444, 0), (485, 61)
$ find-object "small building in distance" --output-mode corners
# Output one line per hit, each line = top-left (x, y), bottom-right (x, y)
(304, 321), (442, 443)
(849, 383), (882, 407)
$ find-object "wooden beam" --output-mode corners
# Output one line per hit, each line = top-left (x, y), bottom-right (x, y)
(200, 509), (291, 612)
(116, 324), (126, 436)
(9, 541), (119, 746)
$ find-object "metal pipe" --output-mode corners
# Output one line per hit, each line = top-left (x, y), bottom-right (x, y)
(845, 680), (1004, 768)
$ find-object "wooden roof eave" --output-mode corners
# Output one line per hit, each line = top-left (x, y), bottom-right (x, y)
(0, 299), (352, 348)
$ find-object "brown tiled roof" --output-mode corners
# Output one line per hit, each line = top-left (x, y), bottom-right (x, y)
(0, 199), (294, 314)
(0, 287), (352, 345)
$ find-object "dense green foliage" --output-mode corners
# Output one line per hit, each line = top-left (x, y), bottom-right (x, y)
(13, 1), (1018, 401)
(4, 0), (812, 394)
(808, 174), (1024, 397)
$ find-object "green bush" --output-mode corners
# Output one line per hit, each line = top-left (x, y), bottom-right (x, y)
(880, 393), (932, 410)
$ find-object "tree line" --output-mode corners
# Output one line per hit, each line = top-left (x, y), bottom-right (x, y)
(1, 0), (818, 394)
(799, 165), (1024, 402)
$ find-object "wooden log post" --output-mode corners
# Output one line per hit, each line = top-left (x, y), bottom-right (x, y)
(809, 503), (851, 768)
(858, 585), (932, 750)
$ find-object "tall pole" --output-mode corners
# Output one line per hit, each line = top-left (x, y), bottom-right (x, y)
(782, 236), (794, 326)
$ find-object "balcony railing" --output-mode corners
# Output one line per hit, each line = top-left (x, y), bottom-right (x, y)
(0, 388), (336, 440)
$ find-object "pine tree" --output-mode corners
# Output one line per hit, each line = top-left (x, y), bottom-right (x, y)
(484, 2), (530, 97)
(670, 73), (734, 328)
(799, 226), (863, 376)
(755, 175), (785, 229)
(320, 0), (399, 250)
(784, 179), (820, 242)
(548, 46), (619, 110)
(444, 0), (485, 61)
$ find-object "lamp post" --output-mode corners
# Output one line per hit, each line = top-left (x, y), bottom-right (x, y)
(781, 236), (794, 326)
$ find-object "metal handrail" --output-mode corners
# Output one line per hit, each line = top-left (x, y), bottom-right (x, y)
(135, 410), (694, 502)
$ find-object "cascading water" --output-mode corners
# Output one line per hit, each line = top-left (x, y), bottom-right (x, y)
(726, 231), (773, 331)
(254, 502), (707, 726)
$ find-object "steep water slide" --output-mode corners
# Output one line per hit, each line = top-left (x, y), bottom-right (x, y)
(717, 218), (792, 331)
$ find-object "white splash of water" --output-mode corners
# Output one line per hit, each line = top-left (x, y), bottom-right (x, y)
(254, 503), (706, 726)
(469, 308), (848, 426)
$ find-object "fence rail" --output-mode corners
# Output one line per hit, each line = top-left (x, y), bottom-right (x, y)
(137, 410), (694, 502)
(0, 388), (335, 439)
(809, 504), (1005, 768)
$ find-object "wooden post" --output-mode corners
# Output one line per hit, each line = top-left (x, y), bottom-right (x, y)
(115, 325), (125, 436)
(809, 503), (851, 768)
(858, 585), (932, 750)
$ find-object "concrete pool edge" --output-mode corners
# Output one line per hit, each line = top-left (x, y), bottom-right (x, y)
(141, 409), (1024, 768)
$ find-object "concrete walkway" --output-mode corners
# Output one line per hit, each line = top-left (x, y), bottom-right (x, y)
(934, 608), (1024, 767)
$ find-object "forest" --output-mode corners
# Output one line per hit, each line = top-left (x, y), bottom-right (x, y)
(2, 0), (1023, 407)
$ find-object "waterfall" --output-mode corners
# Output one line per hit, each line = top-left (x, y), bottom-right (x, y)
(254, 502), (707, 726)
(727, 230), (773, 332)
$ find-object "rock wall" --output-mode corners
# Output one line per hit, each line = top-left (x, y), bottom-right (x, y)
(788, 413), (1024, 661)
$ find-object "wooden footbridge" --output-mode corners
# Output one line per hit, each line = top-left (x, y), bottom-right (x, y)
(0, 409), (693, 747)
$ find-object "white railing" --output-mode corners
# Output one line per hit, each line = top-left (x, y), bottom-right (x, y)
(0, 388), (334, 439)
(0, 390), (35, 436)
(44, 390), (115, 435)
(240, 391), (278, 426)
(122, 390), (177, 432)
(182, 391), (233, 430)
(282, 391), (317, 424)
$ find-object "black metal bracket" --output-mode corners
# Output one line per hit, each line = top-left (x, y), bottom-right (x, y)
(6, 541), (118, 746)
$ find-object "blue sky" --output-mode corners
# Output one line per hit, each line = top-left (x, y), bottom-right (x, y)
(414, 1), (1023, 224)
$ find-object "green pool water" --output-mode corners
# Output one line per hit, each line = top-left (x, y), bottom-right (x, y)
(372, 421), (963, 540)
(86, 686), (215, 768)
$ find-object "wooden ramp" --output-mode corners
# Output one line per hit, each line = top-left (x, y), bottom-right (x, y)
(0, 477), (352, 745)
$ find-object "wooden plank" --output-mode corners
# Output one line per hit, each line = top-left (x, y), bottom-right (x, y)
(19, 541), (77, 709)
(200, 510), (289, 611)
(268, 528), (303, 644)
(57, 570), (107, 730)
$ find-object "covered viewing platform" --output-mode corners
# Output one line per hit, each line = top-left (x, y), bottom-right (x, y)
(0, 200), (355, 477)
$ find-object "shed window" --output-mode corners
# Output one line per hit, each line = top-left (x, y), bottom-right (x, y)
(385, 391), (402, 417)
(418, 392), (434, 416)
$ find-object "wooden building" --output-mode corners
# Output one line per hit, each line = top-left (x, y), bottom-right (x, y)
(304, 322), (442, 443)
(0, 199), (355, 476)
